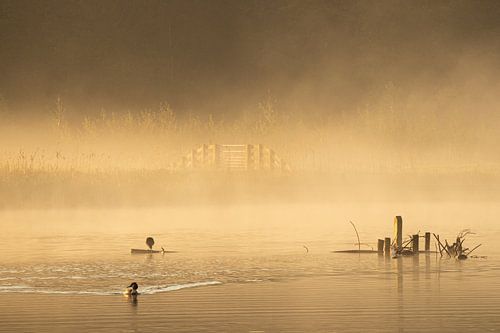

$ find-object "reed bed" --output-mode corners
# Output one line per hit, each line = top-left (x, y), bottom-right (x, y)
(1, 99), (499, 208)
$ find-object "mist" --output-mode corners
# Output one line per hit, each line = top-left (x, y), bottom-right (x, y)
(1, 0), (500, 208)
(2, 3), (500, 332)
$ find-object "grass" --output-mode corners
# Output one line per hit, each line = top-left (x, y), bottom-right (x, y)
(0, 98), (499, 208)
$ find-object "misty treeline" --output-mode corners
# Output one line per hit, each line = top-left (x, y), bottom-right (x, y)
(1, 90), (499, 176)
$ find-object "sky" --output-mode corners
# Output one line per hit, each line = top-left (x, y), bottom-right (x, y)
(1, 0), (500, 117)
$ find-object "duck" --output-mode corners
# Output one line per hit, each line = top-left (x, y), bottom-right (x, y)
(124, 282), (139, 296)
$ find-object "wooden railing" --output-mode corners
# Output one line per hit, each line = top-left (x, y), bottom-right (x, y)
(174, 144), (290, 172)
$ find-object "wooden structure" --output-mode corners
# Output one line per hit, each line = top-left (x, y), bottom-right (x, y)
(386, 216), (433, 256)
(334, 217), (436, 256)
(174, 144), (291, 172)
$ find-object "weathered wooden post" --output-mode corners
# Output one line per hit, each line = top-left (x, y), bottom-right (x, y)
(425, 232), (431, 252)
(377, 239), (384, 254)
(384, 237), (391, 255)
(412, 234), (419, 254)
(394, 216), (403, 251)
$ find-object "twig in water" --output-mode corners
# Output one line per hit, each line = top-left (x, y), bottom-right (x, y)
(458, 229), (475, 239)
(349, 221), (361, 252)
(466, 244), (482, 256)
(401, 237), (413, 250)
(433, 233), (450, 257)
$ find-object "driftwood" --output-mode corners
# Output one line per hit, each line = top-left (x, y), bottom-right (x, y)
(333, 249), (378, 253)
(433, 230), (480, 260)
(131, 247), (177, 254)
(392, 235), (415, 257)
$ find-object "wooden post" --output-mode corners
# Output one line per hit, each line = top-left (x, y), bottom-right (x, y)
(384, 237), (391, 254)
(377, 239), (384, 254)
(394, 216), (403, 251)
(412, 234), (419, 254)
(425, 232), (431, 252)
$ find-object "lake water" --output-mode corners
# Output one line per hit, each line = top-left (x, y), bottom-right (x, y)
(0, 202), (499, 331)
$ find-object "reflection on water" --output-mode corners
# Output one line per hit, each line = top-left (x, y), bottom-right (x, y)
(0, 202), (499, 331)
(126, 294), (138, 306)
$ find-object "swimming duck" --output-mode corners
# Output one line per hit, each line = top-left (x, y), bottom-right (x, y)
(124, 282), (139, 296)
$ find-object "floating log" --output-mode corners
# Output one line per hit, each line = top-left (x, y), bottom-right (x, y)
(332, 250), (378, 254)
(131, 249), (162, 254)
(131, 249), (177, 254)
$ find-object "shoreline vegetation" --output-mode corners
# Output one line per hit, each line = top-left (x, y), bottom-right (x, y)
(1, 98), (499, 208)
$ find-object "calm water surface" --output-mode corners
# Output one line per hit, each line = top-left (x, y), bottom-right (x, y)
(0, 202), (499, 331)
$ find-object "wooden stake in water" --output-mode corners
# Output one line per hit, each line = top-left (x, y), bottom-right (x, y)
(384, 237), (391, 254)
(378, 239), (384, 254)
(425, 232), (431, 252)
(394, 216), (403, 251)
(412, 234), (419, 254)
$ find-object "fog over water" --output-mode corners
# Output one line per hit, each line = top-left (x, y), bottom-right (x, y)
(1, 1), (500, 332)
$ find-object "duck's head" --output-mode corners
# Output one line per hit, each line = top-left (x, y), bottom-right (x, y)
(127, 282), (138, 290)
